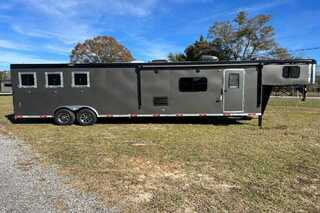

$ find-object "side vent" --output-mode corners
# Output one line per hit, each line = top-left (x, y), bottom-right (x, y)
(153, 97), (168, 106)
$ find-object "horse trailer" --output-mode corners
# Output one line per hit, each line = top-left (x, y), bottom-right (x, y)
(10, 59), (317, 126)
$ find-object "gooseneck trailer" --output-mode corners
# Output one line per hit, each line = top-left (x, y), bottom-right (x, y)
(10, 59), (317, 126)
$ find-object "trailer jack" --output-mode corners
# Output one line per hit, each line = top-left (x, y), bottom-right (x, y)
(258, 115), (263, 128)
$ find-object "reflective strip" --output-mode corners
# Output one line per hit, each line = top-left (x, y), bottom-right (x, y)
(15, 113), (262, 119)
(248, 113), (257, 116)
(15, 115), (53, 119)
(130, 113), (138, 118)
(199, 113), (208, 117)
(99, 113), (261, 118)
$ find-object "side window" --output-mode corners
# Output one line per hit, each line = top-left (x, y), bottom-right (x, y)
(228, 73), (240, 88)
(45, 72), (63, 88)
(283, 66), (300, 78)
(179, 77), (207, 92)
(19, 72), (37, 88)
(72, 72), (90, 88)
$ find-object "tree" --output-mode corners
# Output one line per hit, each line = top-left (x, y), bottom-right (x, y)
(70, 36), (134, 63)
(0, 71), (9, 81)
(268, 47), (293, 60)
(208, 11), (290, 60)
(169, 11), (291, 61)
(184, 36), (233, 61)
(168, 35), (233, 62)
(168, 53), (187, 62)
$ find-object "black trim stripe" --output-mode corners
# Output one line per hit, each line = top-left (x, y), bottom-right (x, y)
(10, 59), (316, 69)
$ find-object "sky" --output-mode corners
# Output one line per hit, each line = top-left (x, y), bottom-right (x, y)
(0, 0), (319, 70)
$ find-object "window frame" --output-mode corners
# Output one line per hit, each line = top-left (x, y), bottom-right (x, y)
(45, 72), (64, 88)
(72, 72), (90, 88)
(179, 77), (208, 92)
(18, 72), (37, 88)
(282, 66), (300, 79)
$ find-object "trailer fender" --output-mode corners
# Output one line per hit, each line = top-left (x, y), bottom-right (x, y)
(53, 106), (99, 117)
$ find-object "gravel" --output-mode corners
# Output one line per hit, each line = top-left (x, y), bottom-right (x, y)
(0, 135), (114, 213)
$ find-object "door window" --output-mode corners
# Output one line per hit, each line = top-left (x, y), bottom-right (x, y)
(228, 73), (240, 88)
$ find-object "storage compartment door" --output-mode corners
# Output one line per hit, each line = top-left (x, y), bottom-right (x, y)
(140, 70), (170, 114)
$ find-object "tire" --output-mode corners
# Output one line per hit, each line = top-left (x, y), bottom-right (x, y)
(76, 109), (97, 126)
(54, 109), (75, 125)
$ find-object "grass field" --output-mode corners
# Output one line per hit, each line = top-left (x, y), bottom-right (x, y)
(0, 96), (319, 212)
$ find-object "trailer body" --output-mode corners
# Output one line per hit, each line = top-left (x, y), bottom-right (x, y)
(10, 60), (317, 125)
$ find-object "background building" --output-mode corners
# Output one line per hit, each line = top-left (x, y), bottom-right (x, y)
(0, 71), (12, 94)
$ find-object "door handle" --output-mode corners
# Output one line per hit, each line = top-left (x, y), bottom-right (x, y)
(216, 94), (223, 102)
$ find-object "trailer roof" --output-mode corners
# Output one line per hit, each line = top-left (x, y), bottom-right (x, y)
(11, 59), (316, 69)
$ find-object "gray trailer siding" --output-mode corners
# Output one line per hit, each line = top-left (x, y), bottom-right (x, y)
(12, 67), (139, 116)
(243, 67), (260, 113)
(169, 69), (223, 114)
(263, 64), (312, 85)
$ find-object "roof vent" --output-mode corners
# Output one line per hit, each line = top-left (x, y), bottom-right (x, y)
(200, 55), (219, 62)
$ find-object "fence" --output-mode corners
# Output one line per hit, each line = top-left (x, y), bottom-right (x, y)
(272, 86), (320, 97)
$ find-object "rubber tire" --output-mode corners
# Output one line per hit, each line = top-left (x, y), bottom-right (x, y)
(54, 109), (75, 125)
(76, 109), (97, 126)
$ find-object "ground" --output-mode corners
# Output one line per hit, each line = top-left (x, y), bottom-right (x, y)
(0, 96), (319, 212)
(0, 135), (111, 213)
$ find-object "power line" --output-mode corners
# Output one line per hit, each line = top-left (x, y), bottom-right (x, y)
(288, 46), (320, 53)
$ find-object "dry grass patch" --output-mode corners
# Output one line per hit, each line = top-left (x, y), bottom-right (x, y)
(0, 96), (320, 212)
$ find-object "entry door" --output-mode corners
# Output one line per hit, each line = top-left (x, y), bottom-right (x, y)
(223, 69), (245, 112)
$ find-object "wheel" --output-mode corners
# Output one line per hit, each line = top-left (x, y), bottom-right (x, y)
(76, 109), (97, 126)
(54, 109), (75, 125)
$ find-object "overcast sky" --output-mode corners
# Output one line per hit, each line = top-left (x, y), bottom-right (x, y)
(0, 0), (319, 70)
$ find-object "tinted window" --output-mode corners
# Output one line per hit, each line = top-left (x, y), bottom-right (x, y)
(73, 73), (89, 86)
(228, 73), (240, 88)
(283, 66), (300, 78)
(47, 73), (62, 86)
(179, 77), (207, 92)
(20, 74), (35, 87)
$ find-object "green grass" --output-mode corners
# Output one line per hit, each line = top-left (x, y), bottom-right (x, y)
(0, 96), (319, 212)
